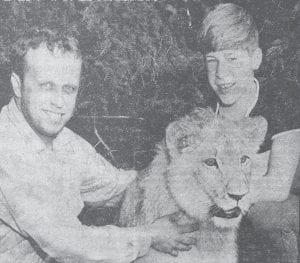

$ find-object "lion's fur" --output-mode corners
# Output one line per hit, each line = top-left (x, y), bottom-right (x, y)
(119, 108), (269, 263)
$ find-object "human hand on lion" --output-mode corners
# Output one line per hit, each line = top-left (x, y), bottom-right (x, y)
(146, 213), (198, 257)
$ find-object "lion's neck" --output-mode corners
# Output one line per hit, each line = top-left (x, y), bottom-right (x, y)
(196, 220), (239, 263)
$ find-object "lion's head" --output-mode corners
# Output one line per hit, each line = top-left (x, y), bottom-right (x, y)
(165, 108), (267, 227)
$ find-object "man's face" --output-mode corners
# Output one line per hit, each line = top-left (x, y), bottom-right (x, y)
(16, 44), (82, 140)
(205, 49), (261, 106)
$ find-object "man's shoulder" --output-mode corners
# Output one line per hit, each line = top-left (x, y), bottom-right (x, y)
(62, 127), (97, 154)
(0, 105), (21, 147)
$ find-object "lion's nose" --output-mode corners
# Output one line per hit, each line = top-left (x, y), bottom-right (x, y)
(228, 193), (245, 201)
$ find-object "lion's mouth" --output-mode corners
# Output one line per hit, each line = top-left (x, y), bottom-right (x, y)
(210, 206), (241, 219)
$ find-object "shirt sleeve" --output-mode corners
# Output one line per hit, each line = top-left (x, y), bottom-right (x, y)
(0, 167), (151, 263)
(267, 79), (300, 139)
(76, 136), (137, 206)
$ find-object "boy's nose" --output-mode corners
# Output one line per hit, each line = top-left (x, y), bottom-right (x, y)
(216, 61), (230, 80)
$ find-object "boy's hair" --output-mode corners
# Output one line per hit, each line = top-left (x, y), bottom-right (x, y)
(10, 27), (81, 81)
(198, 3), (259, 54)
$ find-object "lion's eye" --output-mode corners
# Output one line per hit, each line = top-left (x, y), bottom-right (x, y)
(241, 155), (249, 164)
(204, 158), (218, 168)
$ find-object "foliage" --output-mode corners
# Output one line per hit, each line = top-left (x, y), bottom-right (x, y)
(159, 0), (300, 80)
(0, 0), (84, 105)
(79, 1), (205, 121)
(0, 0), (299, 148)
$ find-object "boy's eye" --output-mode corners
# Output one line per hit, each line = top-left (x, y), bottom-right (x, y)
(206, 58), (217, 63)
(206, 59), (218, 69)
(63, 85), (77, 94)
(240, 155), (250, 164)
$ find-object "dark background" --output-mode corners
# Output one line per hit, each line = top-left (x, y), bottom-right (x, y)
(0, 0), (299, 171)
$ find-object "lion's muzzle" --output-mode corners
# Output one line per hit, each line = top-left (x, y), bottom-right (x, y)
(210, 205), (241, 219)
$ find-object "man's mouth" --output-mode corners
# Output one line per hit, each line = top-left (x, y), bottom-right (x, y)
(43, 110), (64, 121)
(210, 205), (241, 219)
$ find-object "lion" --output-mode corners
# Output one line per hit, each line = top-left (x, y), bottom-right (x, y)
(119, 108), (269, 263)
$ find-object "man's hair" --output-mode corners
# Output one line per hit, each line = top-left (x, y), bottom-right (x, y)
(10, 27), (81, 81)
(198, 3), (259, 54)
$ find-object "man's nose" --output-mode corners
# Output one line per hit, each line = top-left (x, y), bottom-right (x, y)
(51, 90), (64, 108)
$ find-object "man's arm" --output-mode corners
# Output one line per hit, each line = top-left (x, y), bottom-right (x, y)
(251, 131), (300, 202)
(77, 138), (137, 207)
(0, 180), (197, 262)
(0, 167), (151, 262)
(74, 138), (197, 257)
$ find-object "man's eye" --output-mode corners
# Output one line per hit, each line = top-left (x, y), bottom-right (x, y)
(241, 155), (250, 164)
(204, 158), (218, 168)
(40, 83), (53, 90)
(228, 57), (238, 62)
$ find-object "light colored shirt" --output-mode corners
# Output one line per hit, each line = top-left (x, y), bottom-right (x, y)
(0, 99), (151, 263)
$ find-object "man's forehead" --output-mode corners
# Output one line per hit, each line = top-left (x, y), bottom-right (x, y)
(23, 43), (82, 87)
(25, 43), (82, 67)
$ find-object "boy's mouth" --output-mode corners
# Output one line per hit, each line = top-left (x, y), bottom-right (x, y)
(217, 83), (235, 94)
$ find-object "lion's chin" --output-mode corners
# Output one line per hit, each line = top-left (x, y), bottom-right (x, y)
(214, 207), (241, 219)
(209, 206), (243, 229)
(212, 214), (242, 229)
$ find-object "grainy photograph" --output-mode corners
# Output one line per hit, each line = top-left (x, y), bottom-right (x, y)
(0, 0), (299, 262)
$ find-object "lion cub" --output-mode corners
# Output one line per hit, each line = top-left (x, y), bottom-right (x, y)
(119, 108), (268, 263)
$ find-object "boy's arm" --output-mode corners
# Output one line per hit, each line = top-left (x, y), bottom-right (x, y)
(251, 131), (300, 202)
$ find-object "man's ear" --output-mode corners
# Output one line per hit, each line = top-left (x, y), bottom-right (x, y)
(11, 72), (22, 98)
(251, 48), (262, 70)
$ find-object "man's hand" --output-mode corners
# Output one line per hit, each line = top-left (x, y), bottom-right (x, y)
(146, 214), (198, 257)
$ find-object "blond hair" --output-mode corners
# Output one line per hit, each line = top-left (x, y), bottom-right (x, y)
(198, 3), (259, 54)
(11, 27), (81, 81)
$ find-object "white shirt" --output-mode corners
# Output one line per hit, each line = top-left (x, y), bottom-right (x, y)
(0, 99), (151, 263)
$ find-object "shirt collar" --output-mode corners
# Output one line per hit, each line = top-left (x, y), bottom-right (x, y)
(7, 98), (73, 154)
(215, 78), (260, 117)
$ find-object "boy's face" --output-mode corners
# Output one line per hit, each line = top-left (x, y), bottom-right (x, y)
(205, 48), (262, 106)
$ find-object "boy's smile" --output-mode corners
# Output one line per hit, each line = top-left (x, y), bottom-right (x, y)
(205, 49), (262, 106)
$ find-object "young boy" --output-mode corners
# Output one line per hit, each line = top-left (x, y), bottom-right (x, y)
(199, 3), (300, 262)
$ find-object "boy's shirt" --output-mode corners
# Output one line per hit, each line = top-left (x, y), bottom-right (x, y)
(0, 99), (151, 262)
(211, 77), (300, 193)
(212, 77), (300, 152)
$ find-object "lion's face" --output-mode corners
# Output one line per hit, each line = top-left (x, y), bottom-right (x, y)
(165, 109), (267, 227)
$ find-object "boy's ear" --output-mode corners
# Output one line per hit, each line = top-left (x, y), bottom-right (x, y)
(11, 72), (22, 98)
(251, 48), (262, 70)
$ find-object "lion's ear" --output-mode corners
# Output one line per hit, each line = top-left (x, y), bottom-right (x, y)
(165, 108), (213, 156)
(238, 116), (268, 152)
(165, 121), (194, 156)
